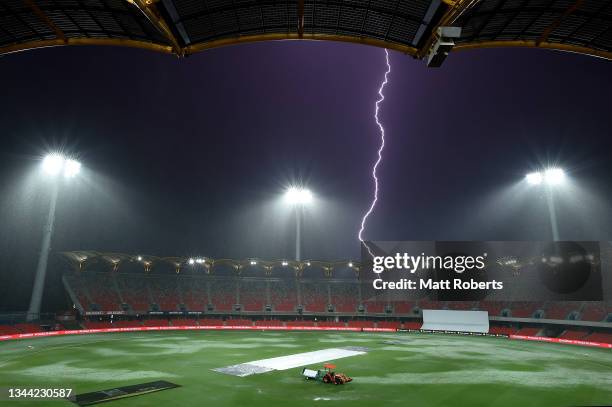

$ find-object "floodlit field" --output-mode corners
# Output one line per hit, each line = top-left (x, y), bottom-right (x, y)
(1, 331), (611, 406)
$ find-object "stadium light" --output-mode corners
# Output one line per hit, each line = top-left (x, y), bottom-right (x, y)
(283, 186), (314, 262)
(524, 167), (566, 241)
(28, 153), (83, 322)
(42, 153), (81, 178)
(526, 172), (543, 185)
(544, 168), (565, 185)
(284, 187), (313, 205)
(188, 258), (195, 265)
(525, 168), (565, 186)
(42, 154), (64, 175)
(137, 256), (143, 261)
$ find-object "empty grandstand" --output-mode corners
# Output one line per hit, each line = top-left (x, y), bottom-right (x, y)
(2, 252), (587, 346)
(1, 251), (610, 348)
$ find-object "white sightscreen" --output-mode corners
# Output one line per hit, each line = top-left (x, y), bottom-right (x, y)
(421, 309), (489, 333)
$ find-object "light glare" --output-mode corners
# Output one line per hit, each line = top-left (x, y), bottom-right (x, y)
(284, 187), (312, 205)
(64, 159), (81, 178)
(526, 172), (543, 185)
(42, 154), (81, 178)
(42, 154), (64, 175)
(526, 168), (566, 186)
(544, 168), (565, 185)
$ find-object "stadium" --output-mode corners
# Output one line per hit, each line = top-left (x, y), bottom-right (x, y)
(1, 0), (611, 406)
(1, 249), (611, 406)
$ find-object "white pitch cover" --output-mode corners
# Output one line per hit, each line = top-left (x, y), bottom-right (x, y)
(421, 309), (489, 333)
(245, 348), (365, 370)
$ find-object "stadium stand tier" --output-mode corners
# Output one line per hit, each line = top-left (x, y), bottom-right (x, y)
(0, 252), (591, 345)
(62, 271), (612, 326)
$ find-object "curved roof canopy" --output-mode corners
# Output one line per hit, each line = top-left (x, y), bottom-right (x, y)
(0, 0), (610, 60)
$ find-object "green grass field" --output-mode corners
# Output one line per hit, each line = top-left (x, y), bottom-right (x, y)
(1, 331), (611, 406)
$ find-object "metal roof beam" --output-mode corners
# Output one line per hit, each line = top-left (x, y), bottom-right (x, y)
(184, 33), (418, 56)
(454, 40), (611, 61)
(298, 0), (305, 38)
(127, 0), (184, 56)
(0, 37), (173, 56)
(22, 0), (66, 42)
(537, 0), (584, 46)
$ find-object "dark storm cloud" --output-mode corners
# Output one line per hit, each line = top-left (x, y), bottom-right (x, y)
(0, 41), (610, 311)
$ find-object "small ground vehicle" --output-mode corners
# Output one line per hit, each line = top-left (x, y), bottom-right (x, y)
(302, 363), (353, 385)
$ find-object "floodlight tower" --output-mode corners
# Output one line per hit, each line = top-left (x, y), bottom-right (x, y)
(27, 154), (81, 321)
(525, 168), (566, 241)
(284, 187), (313, 261)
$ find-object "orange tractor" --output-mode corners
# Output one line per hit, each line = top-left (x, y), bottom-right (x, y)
(302, 363), (353, 385)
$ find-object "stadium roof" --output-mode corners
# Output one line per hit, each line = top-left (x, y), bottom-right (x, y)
(1, 0), (610, 60)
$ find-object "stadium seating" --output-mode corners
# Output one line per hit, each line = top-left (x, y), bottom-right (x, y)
(0, 325), (21, 335)
(170, 319), (198, 326)
(61, 272), (611, 347)
(479, 301), (504, 317)
(515, 327), (541, 336)
(116, 275), (150, 312)
(347, 320), (375, 328)
(329, 282), (359, 312)
(254, 320), (282, 327)
(65, 274), (93, 310)
(544, 302), (578, 320)
(403, 321), (422, 330)
(225, 319), (253, 326)
(558, 329), (589, 340)
(317, 321), (345, 327)
(14, 323), (43, 333)
(142, 319), (169, 327)
(209, 279), (235, 312)
(180, 278), (206, 311)
(269, 279), (298, 312)
(584, 332), (612, 344)
(84, 274), (123, 311)
(418, 300), (443, 310)
(447, 302), (477, 310)
(488, 326), (516, 336)
(301, 281), (328, 312)
(377, 321), (401, 329)
(285, 320), (315, 327)
(149, 277), (179, 311)
(580, 302), (609, 322)
(364, 301), (386, 313)
(83, 321), (112, 329)
(198, 318), (223, 326)
(239, 280), (267, 311)
(392, 301), (414, 314)
(508, 302), (542, 318)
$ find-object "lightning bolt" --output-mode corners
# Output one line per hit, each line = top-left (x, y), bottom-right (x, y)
(359, 48), (391, 257)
